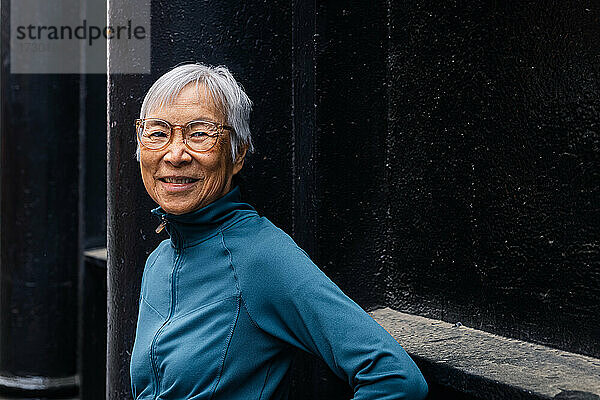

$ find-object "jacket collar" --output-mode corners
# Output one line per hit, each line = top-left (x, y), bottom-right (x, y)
(151, 186), (257, 248)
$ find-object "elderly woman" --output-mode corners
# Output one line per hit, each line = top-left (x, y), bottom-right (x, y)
(130, 63), (428, 400)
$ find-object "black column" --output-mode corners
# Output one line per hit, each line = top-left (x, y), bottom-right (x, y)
(0, 1), (80, 397)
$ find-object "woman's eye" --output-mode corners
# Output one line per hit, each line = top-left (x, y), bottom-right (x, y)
(190, 131), (209, 138)
(147, 130), (167, 137)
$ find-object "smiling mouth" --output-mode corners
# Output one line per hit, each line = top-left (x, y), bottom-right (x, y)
(159, 177), (199, 184)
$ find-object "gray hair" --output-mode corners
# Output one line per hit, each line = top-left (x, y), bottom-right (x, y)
(137, 63), (254, 161)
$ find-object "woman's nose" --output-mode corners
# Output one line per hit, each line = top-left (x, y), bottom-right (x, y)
(163, 128), (192, 165)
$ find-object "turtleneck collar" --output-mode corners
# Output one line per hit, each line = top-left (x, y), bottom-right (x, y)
(151, 186), (257, 248)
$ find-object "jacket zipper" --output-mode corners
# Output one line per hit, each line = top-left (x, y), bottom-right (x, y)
(150, 219), (183, 399)
(155, 216), (167, 233)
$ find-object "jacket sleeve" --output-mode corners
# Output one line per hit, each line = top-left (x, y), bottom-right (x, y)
(242, 246), (428, 400)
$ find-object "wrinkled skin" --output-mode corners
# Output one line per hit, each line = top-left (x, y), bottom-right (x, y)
(139, 84), (246, 215)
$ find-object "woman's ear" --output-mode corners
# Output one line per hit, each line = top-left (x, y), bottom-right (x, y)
(232, 145), (248, 175)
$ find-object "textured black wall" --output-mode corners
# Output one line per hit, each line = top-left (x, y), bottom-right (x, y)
(312, 1), (391, 309)
(386, 1), (599, 358)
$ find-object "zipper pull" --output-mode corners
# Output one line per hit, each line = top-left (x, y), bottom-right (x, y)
(155, 218), (167, 234)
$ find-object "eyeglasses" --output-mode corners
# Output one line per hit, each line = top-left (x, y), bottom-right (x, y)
(135, 118), (234, 153)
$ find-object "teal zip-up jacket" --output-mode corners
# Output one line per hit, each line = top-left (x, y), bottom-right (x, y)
(130, 186), (428, 400)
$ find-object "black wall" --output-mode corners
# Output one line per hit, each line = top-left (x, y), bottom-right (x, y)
(385, 1), (599, 358)
(108, 0), (599, 398)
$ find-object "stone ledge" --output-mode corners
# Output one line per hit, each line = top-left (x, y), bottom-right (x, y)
(0, 373), (78, 397)
(84, 247), (107, 268)
(370, 307), (600, 400)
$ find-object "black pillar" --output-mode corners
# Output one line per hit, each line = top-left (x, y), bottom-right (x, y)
(0, 1), (80, 397)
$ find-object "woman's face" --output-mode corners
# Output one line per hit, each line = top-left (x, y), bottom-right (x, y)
(139, 84), (245, 215)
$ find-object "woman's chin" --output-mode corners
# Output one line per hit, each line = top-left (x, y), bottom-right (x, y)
(157, 196), (200, 215)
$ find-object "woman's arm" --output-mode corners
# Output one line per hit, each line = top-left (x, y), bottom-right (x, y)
(265, 274), (428, 400)
(236, 236), (428, 400)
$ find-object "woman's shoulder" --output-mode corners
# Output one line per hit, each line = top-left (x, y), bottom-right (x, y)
(222, 215), (326, 292)
(223, 214), (300, 254)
